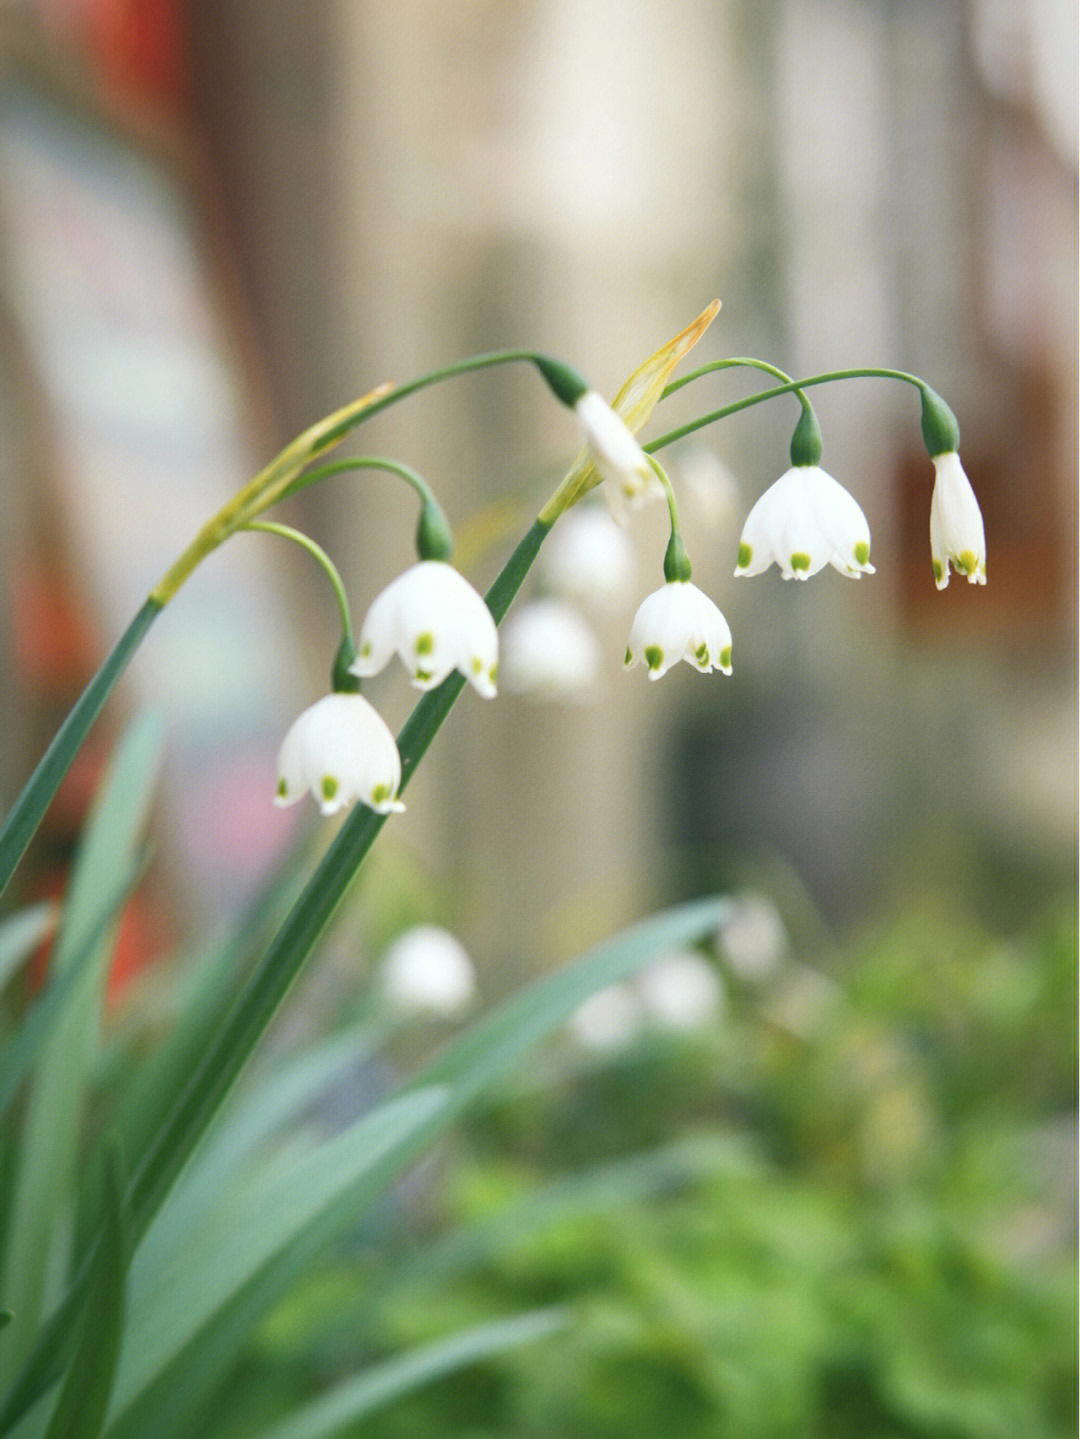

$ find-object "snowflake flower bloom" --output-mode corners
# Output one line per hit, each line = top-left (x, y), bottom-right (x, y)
(637, 949), (725, 1032)
(574, 390), (660, 515)
(536, 503), (636, 611)
(734, 465), (874, 580)
(625, 580), (733, 680)
(929, 451), (986, 588)
(275, 693), (404, 816)
(501, 599), (602, 702)
(350, 561), (498, 696)
(380, 925), (476, 1018)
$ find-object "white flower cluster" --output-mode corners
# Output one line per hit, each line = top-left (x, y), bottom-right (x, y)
(276, 561), (499, 816)
(273, 393), (986, 815)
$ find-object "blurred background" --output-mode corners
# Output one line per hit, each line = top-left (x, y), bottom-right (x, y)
(0, 1), (1075, 1434)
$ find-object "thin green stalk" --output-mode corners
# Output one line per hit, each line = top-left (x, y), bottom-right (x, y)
(275, 456), (438, 511)
(650, 364), (932, 453)
(241, 522), (355, 653)
(0, 519), (552, 1431)
(0, 600), (161, 902)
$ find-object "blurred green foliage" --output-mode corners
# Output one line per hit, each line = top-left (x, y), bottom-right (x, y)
(222, 887), (1075, 1439)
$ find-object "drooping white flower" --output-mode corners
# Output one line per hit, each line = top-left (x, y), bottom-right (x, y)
(568, 983), (645, 1053)
(380, 924), (476, 1017)
(500, 599), (602, 703)
(350, 561), (498, 696)
(575, 390), (662, 517)
(719, 893), (789, 984)
(274, 693), (404, 816)
(536, 503), (636, 611)
(734, 465), (874, 580)
(624, 580), (733, 680)
(929, 451), (987, 589)
(637, 949), (725, 1032)
(675, 445), (741, 533)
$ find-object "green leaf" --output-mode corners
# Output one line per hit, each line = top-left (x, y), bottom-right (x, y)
(0, 602), (160, 901)
(105, 1086), (449, 1439)
(259, 1309), (569, 1439)
(105, 899), (728, 1439)
(0, 713), (162, 1384)
(43, 1145), (127, 1439)
(0, 905), (56, 994)
(0, 861), (145, 1117)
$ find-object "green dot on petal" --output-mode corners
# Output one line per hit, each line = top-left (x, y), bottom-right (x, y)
(415, 632), (435, 655)
(472, 656), (483, 674)
(624, 646), (633, 666)
(737, 542), (752, 568)
(932, 559), (944, 582)
(372, 783), (390, 804)
(695, 643), (709, 664)
(276, 778), (288, 798)
(360, 641), (372, 657)
(644, 645), (663, 671)
(854, 540), (870, 566)
(790, 552), (811, 572)
(958, 550), (977, 574)
(320, 775), (339, 802)
(415, 668), (433, 683)
(719, 644), (732, 669)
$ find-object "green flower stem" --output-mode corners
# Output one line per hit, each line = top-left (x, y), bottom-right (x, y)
(647, 458), (692, 584)
(275, 455), (438, 513)
(149, 350), (584, 609)
(241, 522), (355, 655)
(650, 364), (939, 454)
(0, 599), (161, 900)
(0, 518), (552, 1430)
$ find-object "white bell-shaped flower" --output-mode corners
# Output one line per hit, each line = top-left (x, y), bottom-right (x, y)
(350, 561), (499, 696)
(625, 580), (733, 681)
(380, 924), (476, 1018)
(637, 949), (725, 1032)
(929, 451), (986, 589)
(734, 465), (874, 580)
(274, 693), (404, 816)
(574, 390), (661, 517)
(536, 503), (636, 611)
(500, 599), (602, 703)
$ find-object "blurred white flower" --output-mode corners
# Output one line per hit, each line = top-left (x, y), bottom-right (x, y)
(500, 598), (602, 702)
(274, 693), (404, 816)
(734, 465), (874, 580)
(380, 925), (476, 1017)
(568, 983), (645, 1052)
(637, 949), (725, 1032)
(351, 561), (498, 696)
(719, 893), (790, 984)
(624, 581), (733, 680)
(537, 504), (636, 611)
(675, 445), (741, 532)
(929, 451), (987, 589)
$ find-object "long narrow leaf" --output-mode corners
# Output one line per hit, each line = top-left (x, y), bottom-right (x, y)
(104, 1085), (449, 1439)
(104, 898), (728, 1439)
(0, 602), (160, 901)
(0, 905), (56, 994)
(0, 714), (162, 1383)
(260, 1309), (569, 1439)
(43, 1146), (127, 1439)
(0, 860), (145, 1115)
